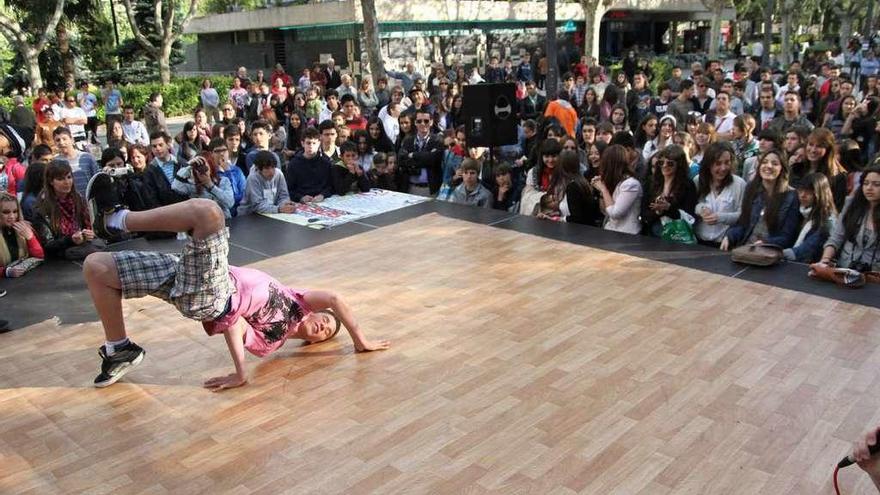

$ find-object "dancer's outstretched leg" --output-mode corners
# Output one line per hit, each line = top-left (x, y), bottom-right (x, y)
(84, 172), (227, 387)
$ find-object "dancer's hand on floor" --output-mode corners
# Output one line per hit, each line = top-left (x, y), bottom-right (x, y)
(355, 339), (391, 352)
(204, 373), (248, 392)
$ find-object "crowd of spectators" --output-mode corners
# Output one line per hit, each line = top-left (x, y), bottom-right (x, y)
(1, 39), (880, 330)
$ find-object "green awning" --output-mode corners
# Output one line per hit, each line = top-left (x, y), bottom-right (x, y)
(281, 20), (578, 42)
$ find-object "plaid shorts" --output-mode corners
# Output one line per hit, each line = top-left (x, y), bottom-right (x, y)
(113, 230), (232, 321)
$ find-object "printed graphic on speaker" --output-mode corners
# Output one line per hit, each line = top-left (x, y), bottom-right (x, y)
(462, 83), (518, 148)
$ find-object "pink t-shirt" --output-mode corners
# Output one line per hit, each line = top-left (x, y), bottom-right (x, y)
(203, 266), (311, 357)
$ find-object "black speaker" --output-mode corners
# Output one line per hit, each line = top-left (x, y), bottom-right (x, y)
(463, 83), (518, 148)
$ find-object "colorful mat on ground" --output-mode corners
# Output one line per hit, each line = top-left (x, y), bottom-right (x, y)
(261, 189), (431, 228)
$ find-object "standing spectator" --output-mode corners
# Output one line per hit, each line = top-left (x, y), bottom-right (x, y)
(519, 80), (546, 121)
(374, 77), (391, 110)
(143, 92), (167, 135)
(57, 94), (88, 148)
(357, 77), (379, 117)
(228, 77), (249, 117)
(769, 91), (814, 134)
(860, 50), (879, 91)
(102, 79), (124, 130)
(385, 62), (423, 94)
(270, 63), (292, 87)
(121, 105), (149, 146)
(398, 109), (444, 195)
(666, 80), (696, 130)
(52, 127), (98, 196)
(336, 74), (356, 100)
(9, 96), (35, 131)
(752, 88), (780, 132)
(77, 82), (99, 144)
(322, 58), (343, 89)
(297, 68), (311, 92)
(516, 52), (534, 82)
(32, 88), (51, 125)
(200, 79), (221, 124)
(33, 107), (61, 147)
(544, 92), (578, 138)
(626, 71), (653, 132)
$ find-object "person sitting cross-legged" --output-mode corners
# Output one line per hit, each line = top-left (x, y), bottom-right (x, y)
(239, 150), (296, 215)
(451, 158), (493, 208)
(83, 175), (390, 389)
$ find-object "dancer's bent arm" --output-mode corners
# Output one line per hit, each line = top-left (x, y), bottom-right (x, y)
(204, 321), (248, 392)
(303, 290), (391, 352)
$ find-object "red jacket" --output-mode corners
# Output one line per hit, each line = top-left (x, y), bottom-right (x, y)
(0, 158), (26, 195)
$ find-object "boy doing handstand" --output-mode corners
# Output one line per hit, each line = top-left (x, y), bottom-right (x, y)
(83, 172), (390, 390)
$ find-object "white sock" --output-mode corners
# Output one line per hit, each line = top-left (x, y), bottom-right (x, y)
(106, 209), (129, 232)
(105, 337), (130, 356)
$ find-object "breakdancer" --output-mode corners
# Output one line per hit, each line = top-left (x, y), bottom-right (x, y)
(83, 172), (390, 390)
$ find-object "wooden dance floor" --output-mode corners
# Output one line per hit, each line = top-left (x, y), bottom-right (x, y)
(2, 213), (880, 494)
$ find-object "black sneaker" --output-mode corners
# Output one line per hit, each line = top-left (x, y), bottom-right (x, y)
(86, 172), (125, 238)
(94, 341), (146, 388)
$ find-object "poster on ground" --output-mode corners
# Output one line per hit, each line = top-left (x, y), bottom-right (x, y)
(261, 189), (431, 228)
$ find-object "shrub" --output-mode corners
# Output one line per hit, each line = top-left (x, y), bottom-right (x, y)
(0, 75), (235, 120)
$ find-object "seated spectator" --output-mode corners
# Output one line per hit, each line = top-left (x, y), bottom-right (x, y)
(367, 152), (397, 190)
(224, 124), (249, 178)
(172, 154), (235, 219)
(285, 126), (334, 202)
(742, 128), (780, 182)
(333, 141), (371, 196)
(791, 127), (848, 211)
(731, 114), (759, 173)
(694, 142), (747, 246)
(284, 111), (307, 158)
(671, 131), (700, 178)
(783, 172), (837, 263)
(318, 119), (342, 165)
(176, 121), (203, 164)
(52, 126), (98, 196)
(366, 116), (394, 153)
(520, 139), (562, 215)
(641, 144), (698, 237)
(245, 120), (282, 170)
(240, 150), (296, 215)
(340, 94), (367, 131)
(548, 150), (601, 225)
(437, 134), (464, 200)
(149, 131), (181, 186)
(353, 130), (375, 172)
(207, 138), (245, 216)
(33, 106), (61, 146)
(20, 146), (50, 221)
(491, 163), (519, 212)
(721, 149), (800, 250)
(121, 143), (185, 218)
(33, 160), (105, 260)
(121, 105), (149, 146)
(591, 144), (643, 234)
(451, 158), (492, 208)
(536, 192), (561, 220)
(0, 192), (44, 278)
(817, 165), (880, 271)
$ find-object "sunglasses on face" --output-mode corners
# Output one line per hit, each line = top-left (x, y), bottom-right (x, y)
(657, 159), (676, 167)
(415, 119), (431, 124)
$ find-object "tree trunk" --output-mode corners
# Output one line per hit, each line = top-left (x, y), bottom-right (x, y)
(708, 5), (722, 57)
(581, 0), (598, 60)
(360, 0), (386, 86)
(56, 19), (75, 90)
(763, 0), (775, 65)
(158, 42), (172, 84)
(24, 48), (44, 95)
(780, 11), (792, 67)
(546, 0), (558, 98)
(838, 13), (853, 53)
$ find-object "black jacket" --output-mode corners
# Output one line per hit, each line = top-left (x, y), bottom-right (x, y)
(519, 94), (547, 120)
(398, 132), (445, 193)
(332, 165), (371, 196)
(285, 151), (334, 201)
(323, 68), (342, 89)
(564, 182), (602, 226)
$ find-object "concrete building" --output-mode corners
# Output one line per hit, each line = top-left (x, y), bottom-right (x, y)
(182, 0), (735, 75)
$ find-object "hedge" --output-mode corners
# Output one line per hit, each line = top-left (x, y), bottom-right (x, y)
(0, 75), (234, 121)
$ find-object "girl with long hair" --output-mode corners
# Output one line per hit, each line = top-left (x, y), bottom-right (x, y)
(590, 144), (643, 234)
(284, 111), (307, 156)
(580, 87), (600, 120)
(0, 192), (44, 278)
(721, 149), (800, 250)
(693, 122), (716, 165)
(548, 150), (601, 225)
(641, 144), (698, 237)
(818, 165), (880, 271)
(176, 121), (203, 164)
(366, 117), (394, 153)
(33, 160), (104, 259)
(792, 127), (848, 210)
(694, 142), (747, 246)
(783, 172), (837, 263)
(634, 114), (658, 154)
